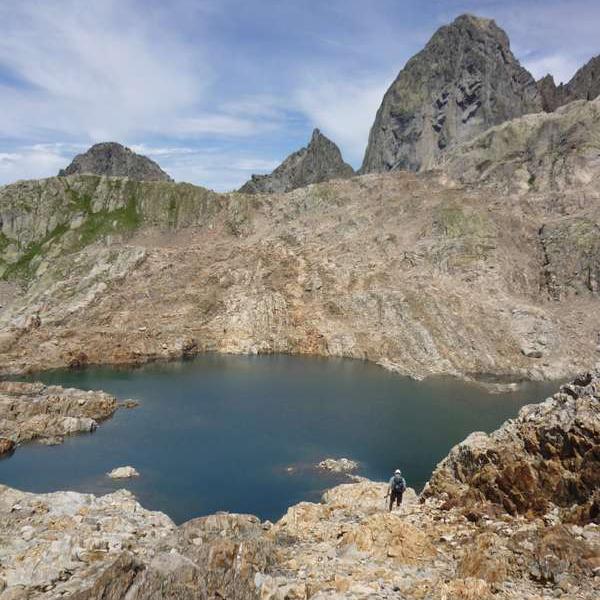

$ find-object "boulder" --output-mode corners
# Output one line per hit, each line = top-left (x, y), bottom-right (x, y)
(0, 437), (15, 456)
(316, 457), (359, 473)
(107, 466), (140, 479)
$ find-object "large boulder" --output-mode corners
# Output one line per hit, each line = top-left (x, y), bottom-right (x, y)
(422, 371), (600, 524)
(239, 129), (354, 194)
(59, 142), (173, 182)
(361, 14), (541, 173)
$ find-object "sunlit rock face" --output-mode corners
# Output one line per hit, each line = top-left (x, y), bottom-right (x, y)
(423, 370), (600, 525)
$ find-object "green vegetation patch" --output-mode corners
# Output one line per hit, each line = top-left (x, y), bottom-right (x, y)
(3, 223), (69, 280)
(72, 196), (142, 249)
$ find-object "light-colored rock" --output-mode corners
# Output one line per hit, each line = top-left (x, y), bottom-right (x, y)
(317, 457), (359, 473)
(0, 381), (117, 452)
(2, 170), (600, 383)
(107, 466), (140, 479)
(440, 97), (600, 193)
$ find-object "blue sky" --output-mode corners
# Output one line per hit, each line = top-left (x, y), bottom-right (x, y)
(0, 0), (598, 190)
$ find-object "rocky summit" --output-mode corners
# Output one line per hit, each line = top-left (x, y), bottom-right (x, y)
(58, 142), (173, 182)
(239, 129), (354, 194)
(361, 14), (541, 173)
(0, 373), (598, 599)
(538, 55), (600, 113)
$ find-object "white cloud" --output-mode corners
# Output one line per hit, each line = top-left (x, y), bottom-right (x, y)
(522, 54), (582, 85)
(294, 76), (389, 165)
(0, 146), (67, 184)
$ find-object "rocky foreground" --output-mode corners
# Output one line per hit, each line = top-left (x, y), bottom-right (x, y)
(0, 372), (598, 599)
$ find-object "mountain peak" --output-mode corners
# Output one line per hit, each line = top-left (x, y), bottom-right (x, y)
(58, 142), (173, 182)
(239, 130), (354, 194)
(361, 14), (540, 173)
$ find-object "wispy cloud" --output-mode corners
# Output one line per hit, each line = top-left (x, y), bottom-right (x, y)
(294, 76), (389, 164)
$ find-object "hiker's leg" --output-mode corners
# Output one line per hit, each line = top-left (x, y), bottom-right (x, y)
(397, 491), (403, 507)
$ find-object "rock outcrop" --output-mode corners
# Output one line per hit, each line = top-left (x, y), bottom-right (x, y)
(538, 55), (600, 112)
(361, 14), (541, 173)
(239, 129), (354, 194)
(440, 97), (600, 193)
(58, 142), (173, 182)
(423, 371), (600, 524)
(0, 381), (118, 450)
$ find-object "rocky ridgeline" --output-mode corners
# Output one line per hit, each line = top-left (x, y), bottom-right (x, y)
(0, 373), (598, 599)
(538, 55), (600, 112)
(361, 14), (541, 173)
(0, 381), (119, 453)
(58, 142), (173, 182)
(239, 129), (354, 194)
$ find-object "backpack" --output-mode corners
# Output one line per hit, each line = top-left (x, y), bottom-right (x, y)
(392, 475), (406, 493)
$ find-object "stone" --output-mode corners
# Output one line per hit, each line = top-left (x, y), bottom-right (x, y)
(239, 128), (353, 194)
(58, 142), (173, 182)
(316, 457), (359, 473)
(361, 14), (541, 173)
(107, 466), (140, 479)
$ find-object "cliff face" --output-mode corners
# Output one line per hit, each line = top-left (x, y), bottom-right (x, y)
(58, 142), (173, 182)
(538, 55), (600, 112)
(361, 14), (541, 173)
(239, 129), (354, 194)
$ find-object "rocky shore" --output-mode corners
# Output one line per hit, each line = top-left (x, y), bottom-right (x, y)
(0, 372), (597, 599)
(0, 382), (121, 455)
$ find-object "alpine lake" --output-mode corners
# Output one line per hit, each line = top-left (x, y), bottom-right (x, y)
(0, 355), (559, 523)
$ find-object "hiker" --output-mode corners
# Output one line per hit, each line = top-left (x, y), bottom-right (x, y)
(387, 468), (406, 511)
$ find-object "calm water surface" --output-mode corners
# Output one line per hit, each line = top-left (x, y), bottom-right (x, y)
(0, 355), (558, 523)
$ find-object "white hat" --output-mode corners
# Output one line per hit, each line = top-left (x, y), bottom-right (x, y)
(395, 469), (401, 474)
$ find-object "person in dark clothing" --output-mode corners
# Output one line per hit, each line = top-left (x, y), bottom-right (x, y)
(387, 468), (406, 511)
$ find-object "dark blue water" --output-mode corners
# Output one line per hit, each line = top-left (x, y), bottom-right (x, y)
(0, 355), (558, 523)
